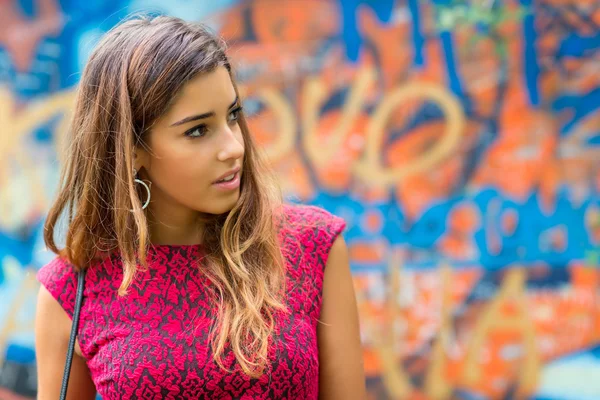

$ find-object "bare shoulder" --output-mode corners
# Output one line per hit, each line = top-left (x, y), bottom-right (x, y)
(37, 283), (68, 317)
(317, 236), (367, 400)
(36, 285), (72, 345)
(35, 286), (96, 399)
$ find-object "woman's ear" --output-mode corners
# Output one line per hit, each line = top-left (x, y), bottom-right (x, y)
(133, 148), (149, 173)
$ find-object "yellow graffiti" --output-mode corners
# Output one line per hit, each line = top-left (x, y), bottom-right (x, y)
(357, 255), (542, 399)
(462, 267), (540, 398)
(302, 66), (375, 166)
(354, 82), (465, 187)
(0, 88), (75, 228)
(242, 67), (466, 190)
(424, 264), (453, 399)
(357, 249), (413, 398)
(356, 255), (458, 398)
(561, 114), (600, 159)
(254, 88), (297, 163)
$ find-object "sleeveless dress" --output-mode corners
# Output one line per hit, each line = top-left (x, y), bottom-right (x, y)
(36, 204), (345, 399)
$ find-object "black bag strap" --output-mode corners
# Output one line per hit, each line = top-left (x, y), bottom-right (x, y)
(59, 268), (86, 400)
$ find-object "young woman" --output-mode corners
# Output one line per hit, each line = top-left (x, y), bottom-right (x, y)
(34, 15), (366, 400)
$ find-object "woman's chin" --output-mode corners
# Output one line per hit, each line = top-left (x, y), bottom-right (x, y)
(201, 196), (240, 216)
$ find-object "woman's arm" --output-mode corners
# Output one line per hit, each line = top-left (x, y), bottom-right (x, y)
(35, 286), (97, 400)
(318, 236), (367, 400)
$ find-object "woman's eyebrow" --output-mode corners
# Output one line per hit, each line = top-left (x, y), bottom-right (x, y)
(170, 96), (239, 127)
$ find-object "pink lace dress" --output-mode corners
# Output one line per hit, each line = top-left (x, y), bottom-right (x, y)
(36, 204), (345, 399)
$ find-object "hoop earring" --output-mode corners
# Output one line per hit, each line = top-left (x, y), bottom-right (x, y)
(132, 168), (151, 211)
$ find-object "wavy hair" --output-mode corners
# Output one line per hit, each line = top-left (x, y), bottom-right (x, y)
(43, 15), (287, 377)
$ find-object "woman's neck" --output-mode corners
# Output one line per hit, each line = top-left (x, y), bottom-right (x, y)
(145, 205), (204, 246)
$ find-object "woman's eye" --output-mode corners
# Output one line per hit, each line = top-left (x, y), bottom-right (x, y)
(185, 125), (207, 138)
(228, 106), (243, 123)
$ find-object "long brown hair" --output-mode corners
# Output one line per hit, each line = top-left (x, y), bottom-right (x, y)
(44, 15), (287, 377)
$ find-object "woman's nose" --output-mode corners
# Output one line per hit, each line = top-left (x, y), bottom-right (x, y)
(217, 126), (245, 162)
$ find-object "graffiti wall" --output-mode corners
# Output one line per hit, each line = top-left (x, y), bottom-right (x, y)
(1, 0), (599, 399)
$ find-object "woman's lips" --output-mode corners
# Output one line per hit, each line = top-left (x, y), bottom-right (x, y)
(212, 171), (241, 190)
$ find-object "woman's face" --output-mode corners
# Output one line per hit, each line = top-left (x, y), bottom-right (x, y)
(135, 66), (245, 218)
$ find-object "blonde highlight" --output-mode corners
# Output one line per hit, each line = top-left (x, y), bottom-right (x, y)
(44, 15), (288, 377)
